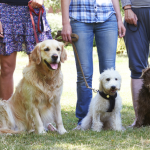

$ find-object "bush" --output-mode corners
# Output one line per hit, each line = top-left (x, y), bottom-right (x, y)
(117, 38), (126, 54)
(46, 13), (62, 38)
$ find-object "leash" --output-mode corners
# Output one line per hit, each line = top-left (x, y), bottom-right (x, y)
(28, 1), (44, 43)
(55, 30), (99, 93)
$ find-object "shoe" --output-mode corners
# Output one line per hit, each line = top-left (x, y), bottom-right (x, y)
(72, 125), (81, 130)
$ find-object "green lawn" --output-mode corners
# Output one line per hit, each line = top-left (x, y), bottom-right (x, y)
(1, 47), (150, 150)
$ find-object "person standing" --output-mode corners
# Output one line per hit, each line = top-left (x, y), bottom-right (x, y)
(0, 0), (52, 100)
(61, 0), (126, 130)
(120, 0), (150, 127)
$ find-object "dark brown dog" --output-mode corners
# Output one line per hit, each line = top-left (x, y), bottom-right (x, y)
(133, 68), (150, 127)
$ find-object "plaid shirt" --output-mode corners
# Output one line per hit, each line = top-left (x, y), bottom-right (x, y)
(69, 0), (115, 23)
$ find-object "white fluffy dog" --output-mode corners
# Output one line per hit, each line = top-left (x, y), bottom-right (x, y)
(81, 69), (122, 132)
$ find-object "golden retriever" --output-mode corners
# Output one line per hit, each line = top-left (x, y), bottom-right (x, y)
(0, 40), (67, 134)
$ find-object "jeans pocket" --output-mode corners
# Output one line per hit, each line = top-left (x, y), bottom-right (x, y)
(127, 20), (140, 32)
(70, 18), (82, 28)
(106, 14), (117, 22)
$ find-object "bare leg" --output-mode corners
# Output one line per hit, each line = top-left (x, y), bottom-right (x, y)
(0, 59), (1, 98)
(130, 79), (143, 127)
(0, 52), (17, 100)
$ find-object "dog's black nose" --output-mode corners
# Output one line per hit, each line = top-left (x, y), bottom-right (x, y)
(111, 86), (116, 90)
(52, 54), (58, 61)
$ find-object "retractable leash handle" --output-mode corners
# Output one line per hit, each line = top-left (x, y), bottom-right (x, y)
(55, 30), (99, 93)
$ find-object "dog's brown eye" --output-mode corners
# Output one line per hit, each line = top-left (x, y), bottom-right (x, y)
(57, 48), (60, 51)
(106, 78), (110, 81)
(44, 48), (50, 51)
(115, 78), (118, 80)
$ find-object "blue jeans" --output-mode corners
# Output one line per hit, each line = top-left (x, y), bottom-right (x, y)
(70, 14), (118, 125)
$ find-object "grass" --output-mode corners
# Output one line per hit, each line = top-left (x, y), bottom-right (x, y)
(1, 47), (150, 150)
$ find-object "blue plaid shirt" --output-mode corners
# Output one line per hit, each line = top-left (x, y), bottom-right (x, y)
(69, 0), (115, 23)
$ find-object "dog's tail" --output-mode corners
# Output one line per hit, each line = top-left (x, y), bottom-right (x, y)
(0, 128), (22, 134)
(81, 113), (92, 130)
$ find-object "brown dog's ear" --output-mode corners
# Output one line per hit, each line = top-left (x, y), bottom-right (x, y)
(30, 43), (41, 65)
(59, 42), (67, 63)
(140, 67), (150, 79)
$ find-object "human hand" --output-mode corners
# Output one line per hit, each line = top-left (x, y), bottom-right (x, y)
(29, 0), (44, 8)
(0, 21), (4, 38)
(61, 23), (72, 43)
(124, 8), (138, 26)
(118, 21), (126, 38)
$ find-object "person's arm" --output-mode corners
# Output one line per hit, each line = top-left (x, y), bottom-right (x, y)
(30, 0), (44, 8)
(121, 0), (138, 26)
(61, 0), (72, 42)
(124, 5), (138, 26)
(111, 0), (126, 38)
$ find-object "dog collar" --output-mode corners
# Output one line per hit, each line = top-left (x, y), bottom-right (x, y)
(99, 91), (117, 112)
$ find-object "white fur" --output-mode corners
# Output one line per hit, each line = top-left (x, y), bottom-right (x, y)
(81, 68), (123, 132)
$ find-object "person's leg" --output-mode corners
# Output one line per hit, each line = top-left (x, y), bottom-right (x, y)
(0, 59), (1, 98)
(95, 14), (118, 73)
(124, 8), (150, 126)
(130, 78), (143, 126)
(0, 52), (17, 100)
(70, 19), (94, 126)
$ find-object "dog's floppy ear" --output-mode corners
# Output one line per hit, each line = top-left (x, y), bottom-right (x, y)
(99, 76), (103, 91)
(140, 67), (150, 79)
(59, 42), (67, 63)
(30, 43), (41, 65)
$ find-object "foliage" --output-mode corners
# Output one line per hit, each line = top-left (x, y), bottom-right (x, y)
(117, 38), (126, 54)
(46, 13), (62, 38)
(119, 0), (124, 16)
(44, 0), (61, 12)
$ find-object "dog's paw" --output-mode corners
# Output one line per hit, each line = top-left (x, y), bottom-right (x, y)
(37, 127), (46, 134)
(121, 126), (126, 131)
(92, 128), (101, 132)
(57, 128), (67, 135)
(92, 122), (102, 132)
(113, 126), (124, 131)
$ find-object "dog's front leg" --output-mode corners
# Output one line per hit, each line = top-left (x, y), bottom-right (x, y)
(109, 112), (122, 131)
(54, 102), (67, 135)
(32, 107), (46, 134)
(92, 111), (103, 132)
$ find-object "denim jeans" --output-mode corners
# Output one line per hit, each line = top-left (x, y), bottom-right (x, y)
(70, 14), (118, 125)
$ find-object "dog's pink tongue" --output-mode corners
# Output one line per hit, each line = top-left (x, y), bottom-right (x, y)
(50, 63), (58, 70)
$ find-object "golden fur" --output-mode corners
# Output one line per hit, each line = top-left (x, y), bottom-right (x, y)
(0, 40), (67, 134)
